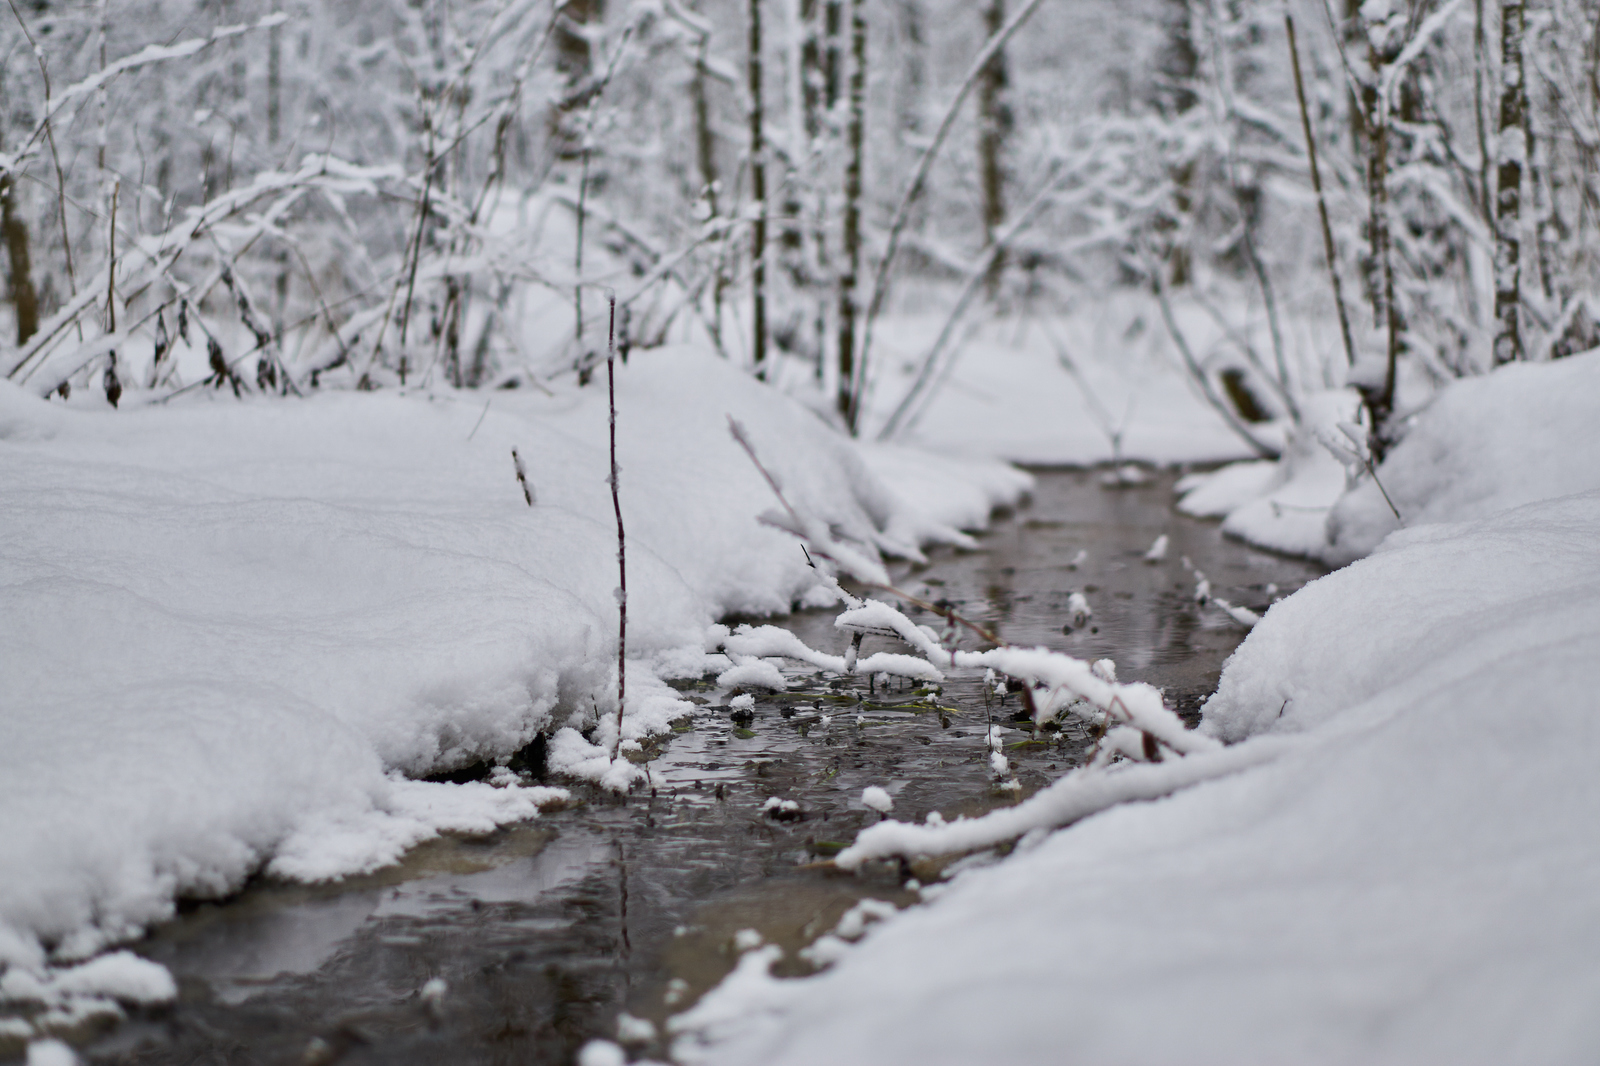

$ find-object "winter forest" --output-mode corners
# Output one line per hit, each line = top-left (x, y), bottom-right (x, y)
(2, 0), (1598, 1061)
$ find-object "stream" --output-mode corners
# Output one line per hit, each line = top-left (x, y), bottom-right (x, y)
(73, 468), (1323, 1066)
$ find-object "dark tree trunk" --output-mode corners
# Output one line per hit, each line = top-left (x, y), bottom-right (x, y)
(897, 0), (926, 138)
(824, 0), (843, 112)
(748, 0), (768, 374)
(978, 0), (1012, 295)
(1154, 0), (1198, 286)
(836, 0), (865, 431)
(1, 175), (41, 347)
(1361, 12), (1404, 451)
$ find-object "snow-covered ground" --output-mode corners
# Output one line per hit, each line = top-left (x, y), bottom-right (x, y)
(0, 345), (1028, 1019)
(8, 299), (1598, 1064)
(846, 301), (1276, 465)
(664, 350), (1600, 1065)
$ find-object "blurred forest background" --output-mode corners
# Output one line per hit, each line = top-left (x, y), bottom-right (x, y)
(2, 0), (1598, 449)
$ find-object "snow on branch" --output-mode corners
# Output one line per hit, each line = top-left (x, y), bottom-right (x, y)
(729, 412), (1243, 868)
(2, 14), (289, 175)
(834, 737), (1290, 870)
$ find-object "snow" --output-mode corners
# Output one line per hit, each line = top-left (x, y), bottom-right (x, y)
(0, 345), (1027, 988)
(577, 1040), (628, 1066)
(713, 622), (944, 683)
(860, 786), (893, 814)
(677, 352), (1600, 1065)
(1185, 352), (1600, 564)
(1325, 349), (1600, 563)
(1, 952), (174, 1007)
(25, 1040), (77, 1066)
(1179, 388), (1362, 557)
(860, 306), (1270, 465)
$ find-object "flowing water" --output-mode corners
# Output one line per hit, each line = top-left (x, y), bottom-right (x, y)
(74, 469), (1322, 1066)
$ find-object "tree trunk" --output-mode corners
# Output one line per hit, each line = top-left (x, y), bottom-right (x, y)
(693, 31), (719, 217)
(801, 0), (824, 138)
(1362, 12), (1403, 449)
(897, 0), (925, 138)
(1493, 0), (1526, 364)
(268, 0), (283, 148)
(748, 0), (769, 374)
(1155, 0), (1197, 287)
(690, 14), (725, 349)
(978, 0), (1011, 295)
(557, 0), (602, 82)
(824, 0), (843, 112)
(836, 0), (865, 430)
(1285, 12), (1356, 369)
(0, 175), (41, 347)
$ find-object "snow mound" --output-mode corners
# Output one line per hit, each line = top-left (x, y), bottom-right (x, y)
(1325, 349), (1600, 563)
(1182, 353), (1600, 564)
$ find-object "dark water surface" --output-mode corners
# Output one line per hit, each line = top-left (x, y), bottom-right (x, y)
(77, 469), (1321, 1066)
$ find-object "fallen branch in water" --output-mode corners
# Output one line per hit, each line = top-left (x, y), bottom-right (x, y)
(834, 737), (1292, 869)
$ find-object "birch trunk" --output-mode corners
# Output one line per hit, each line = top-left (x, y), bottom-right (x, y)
(1493, 0), (1526, 364)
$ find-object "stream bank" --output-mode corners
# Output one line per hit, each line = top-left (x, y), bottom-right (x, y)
(76, 468), (1323, 1066)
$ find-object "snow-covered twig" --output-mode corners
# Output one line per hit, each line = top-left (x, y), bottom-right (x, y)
(834, 738), (1290, 869)
(728, 427), (1231, 866)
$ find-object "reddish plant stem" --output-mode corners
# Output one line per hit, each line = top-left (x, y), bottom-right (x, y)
(608, 294), (627, 757)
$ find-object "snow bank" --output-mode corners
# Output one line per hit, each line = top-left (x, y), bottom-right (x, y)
(1182, 351), (1600, 562)
(683, 361), (1600, 1064)
(691, 503), (1600, 1066)
(1324, 349), (1600, 563)
(0, 346), (1025, 979)
(1177, 388), (1359, 556)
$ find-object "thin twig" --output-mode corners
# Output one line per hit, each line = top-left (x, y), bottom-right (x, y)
(468, 398), (491, 441)
(607, 293), (628, 759)
(1144, 242), (1279, 460)
(1286, 9), (1357, 369)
